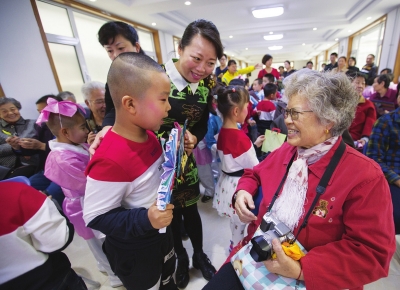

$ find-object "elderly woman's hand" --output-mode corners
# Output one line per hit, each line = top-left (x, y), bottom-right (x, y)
(184, 130), (197, 155)
(89, 126), (111, 155)
(19, 138), (46, 151)
(6, 136), (21, 150)
(263, 239), (303, 280)
(234, 190), (257, 223)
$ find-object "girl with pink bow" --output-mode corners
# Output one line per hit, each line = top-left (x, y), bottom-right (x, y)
(37, 98), (122, 287)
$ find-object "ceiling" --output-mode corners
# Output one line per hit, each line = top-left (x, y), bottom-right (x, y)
(75, 0), (400, 64)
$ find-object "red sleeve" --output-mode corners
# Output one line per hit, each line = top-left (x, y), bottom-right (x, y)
(301, 173), (395, 290)
(361, 102), (377, 137)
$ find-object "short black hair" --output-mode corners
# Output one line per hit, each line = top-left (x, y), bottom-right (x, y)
(227, 60), (237, 67)
(36, 94), (63, 105)
(349, 57), (357, 64)
(98, 21), (145, 54)
(339, 56), (347, 62)
(368, 54), (375, 59)
(107, 52), (165, 108)
(307, 61), (313, 65)
(330, 52), (338, 57)
(254, 78), (263, 85)
(179, 19), (223, 59)
(376, 74), (391, 89)
(261, 54), (273, 65)
(229, 79), (245, 87)
(380, 68), (392, 74)
(278, 66), (284, 70)
(219, 53), (227, 60)
(263, 73), (275, 84)
(346, 71), (367, 82)
(263, 83), (277, 99)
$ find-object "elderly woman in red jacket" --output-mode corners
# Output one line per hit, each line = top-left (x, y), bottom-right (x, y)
(204, 70), (395, 290)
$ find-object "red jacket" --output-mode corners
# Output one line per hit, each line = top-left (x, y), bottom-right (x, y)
(258, 67), (280, 80)
(233, 138), (395, 290)
(349, 97), (377, 140)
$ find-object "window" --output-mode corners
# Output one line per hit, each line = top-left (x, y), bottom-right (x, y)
(35, 0), (159, 103)
(173, 36), (181, 59)
(350, 18), (386, 68)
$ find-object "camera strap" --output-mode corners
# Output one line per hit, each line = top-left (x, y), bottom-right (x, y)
(267, 140), (346, 240)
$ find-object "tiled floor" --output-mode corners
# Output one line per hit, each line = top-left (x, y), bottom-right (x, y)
(65, 197), (400, 290)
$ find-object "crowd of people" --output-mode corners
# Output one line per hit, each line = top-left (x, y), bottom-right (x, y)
(1, 18), (399, 290)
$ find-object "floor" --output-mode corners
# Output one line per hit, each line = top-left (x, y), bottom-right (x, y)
(65, 194), (400, 290)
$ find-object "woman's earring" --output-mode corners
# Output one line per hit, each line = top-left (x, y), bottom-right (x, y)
(325, 129), (329, 134)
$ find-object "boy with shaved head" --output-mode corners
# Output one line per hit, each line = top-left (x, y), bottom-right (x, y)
(83, 53), (177, 290)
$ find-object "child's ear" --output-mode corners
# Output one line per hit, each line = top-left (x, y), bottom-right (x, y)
(60, 127), (69, 138)
(233, 106), (239, 117)
(121, 95), (137, 115)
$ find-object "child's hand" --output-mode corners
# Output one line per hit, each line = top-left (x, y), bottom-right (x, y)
(6, 136), (21, 150)
(254, 135), (265, 148)
(89, 126), (111, 155)
(184, 130), (197, 155)
(148, 201), (174, 229)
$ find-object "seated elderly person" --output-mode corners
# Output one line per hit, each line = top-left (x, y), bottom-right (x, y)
(204, 70), (395, 290)
(0, 98), (38, 179)
(81, 81), (106, 144)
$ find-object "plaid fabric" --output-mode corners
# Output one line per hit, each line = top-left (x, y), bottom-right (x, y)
(366, 107), (400, 184)
(231, 228), (306, 290)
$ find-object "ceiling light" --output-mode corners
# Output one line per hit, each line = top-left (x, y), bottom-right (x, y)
(229, 35), (233, 38)
(184, 1), (191, 5)
(252, 6), (284, 18)
(89, 0), (96, 2)
(313, 27), (317, 31)
(302, 43), (305, 45)
(367, 17), (371, 20)
(335, 38), (338, 41)
(269, 31), (273, 34)
(348, 30), (352, 32)
(268, 46), (283, 50)
(151, 22), (156, 26)
(263, 34), (283, 40)
(245, 48), (248, 50)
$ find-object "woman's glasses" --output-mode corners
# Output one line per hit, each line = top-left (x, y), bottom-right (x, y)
(284, 108), (313, 120)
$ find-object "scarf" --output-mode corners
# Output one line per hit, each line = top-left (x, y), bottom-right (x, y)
(272, 136), (339, 230)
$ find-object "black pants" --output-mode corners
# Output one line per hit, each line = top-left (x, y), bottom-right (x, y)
(390, 184), (400, 234)
(202, 263), (244, 290)
(103, 229), (176, 290)
(170, 203), (203, 255)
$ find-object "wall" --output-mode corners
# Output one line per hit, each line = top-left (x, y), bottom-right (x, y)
(379, 5), (400, 78)
(0, 0), (59, 119)
(158, 31), (176, 63)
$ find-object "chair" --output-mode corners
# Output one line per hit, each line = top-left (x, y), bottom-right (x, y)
(0, 175), (31, 185)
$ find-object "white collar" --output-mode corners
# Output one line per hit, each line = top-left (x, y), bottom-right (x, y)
(48, 140), (89, 156)
(165, 59), (199, 94)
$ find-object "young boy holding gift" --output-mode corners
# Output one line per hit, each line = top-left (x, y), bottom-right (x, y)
(83, 52), (176, 290)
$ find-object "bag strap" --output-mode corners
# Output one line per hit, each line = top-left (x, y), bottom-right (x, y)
(266, 140), (346, 239)
(294, 140), (346, 240)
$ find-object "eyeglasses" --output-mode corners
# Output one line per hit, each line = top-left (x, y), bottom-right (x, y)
(284, 108), (313, 120)
(89, 99), (106, 105)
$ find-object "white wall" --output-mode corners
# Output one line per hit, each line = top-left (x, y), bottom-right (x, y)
(158, 31), (176, 63)
(0, 0), (59, 119)
(338, 38), (349, 58)
(379, 5), (400, 78)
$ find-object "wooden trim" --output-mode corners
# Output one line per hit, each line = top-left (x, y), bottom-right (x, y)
(31, 0), (62, 91)
(348, 15), (387, 39)
(394, 39), (400, 85)
(0, 83), (5, 98)
(324, 50), (328, 64)
(347, 36), (353, 60)
(39, 0), (163, 62)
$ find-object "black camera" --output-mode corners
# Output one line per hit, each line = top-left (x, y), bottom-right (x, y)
(249, 212), (295, 262)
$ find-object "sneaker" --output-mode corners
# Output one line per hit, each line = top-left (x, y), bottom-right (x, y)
(201, 195), (213, 203)
(192, 252), (216, 281)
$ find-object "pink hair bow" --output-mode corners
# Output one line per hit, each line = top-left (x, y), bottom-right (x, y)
(36, 98), (86, 125)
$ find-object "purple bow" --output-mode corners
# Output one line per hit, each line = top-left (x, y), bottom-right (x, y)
(36, 98), (86, 125)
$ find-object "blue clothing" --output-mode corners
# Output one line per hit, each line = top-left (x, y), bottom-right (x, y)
(29, 170), (64, 206)
(366, 107), (400, 184)
(205, 114), (222, 150)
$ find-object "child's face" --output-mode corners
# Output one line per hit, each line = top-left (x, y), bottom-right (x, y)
(262, 77), (269, 87)
(65, 114), (89, 144)
(269, 92), (277, 100)
(252, 81), (262, 92)
(135, 73), (171, 131)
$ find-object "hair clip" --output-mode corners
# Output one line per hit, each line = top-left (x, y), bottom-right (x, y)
(213, 95), (218, 100)
(232, 88), (236, 92)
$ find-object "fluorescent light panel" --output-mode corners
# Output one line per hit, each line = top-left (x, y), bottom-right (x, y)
(263, 34), (283, 40)
(268, 46), (283, 50)
(252, 7), (284, 18)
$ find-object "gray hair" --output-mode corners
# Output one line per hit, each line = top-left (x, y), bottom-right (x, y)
(283, 69), (359, 137)
(0, 97), (22, 110)
(57, 91), (76, 102)
(81, 81), (105, 101)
